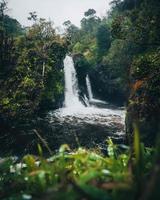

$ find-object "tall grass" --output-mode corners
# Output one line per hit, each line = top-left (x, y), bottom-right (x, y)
(0, 132), (157, 200)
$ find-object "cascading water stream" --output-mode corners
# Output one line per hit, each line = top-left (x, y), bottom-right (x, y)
(48, 55), (125, 147)
(64, 56), (108, 109)
(86, 74), (107, 105)
(52, 55), (124, 118)
(64, 56), (84, 108)
(86, 75), (93, 101)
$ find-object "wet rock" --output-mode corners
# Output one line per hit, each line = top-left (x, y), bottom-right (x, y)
(45, 107), (126, 150)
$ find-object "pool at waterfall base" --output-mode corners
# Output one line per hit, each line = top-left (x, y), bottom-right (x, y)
(46, 56), (126, 151)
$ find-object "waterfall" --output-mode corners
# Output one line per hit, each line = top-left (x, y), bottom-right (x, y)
(51, 55), (124, 123)
(86, 75), (93, 101)
(63, 56), (84, 108)
(49, 58), (125, 150)
(86, 74), (107, 105)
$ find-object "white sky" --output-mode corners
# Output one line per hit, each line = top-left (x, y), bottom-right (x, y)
(7, 0), (111, 28)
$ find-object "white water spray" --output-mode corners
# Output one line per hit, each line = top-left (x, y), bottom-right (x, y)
(48, 57), (125, 148)
(86, 74), (107, 105)
(50, 55), (125, 124)
(86, 75), (93, 101)
(64, 56), (84, 108)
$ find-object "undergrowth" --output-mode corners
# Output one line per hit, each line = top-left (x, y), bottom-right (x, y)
(0, 136), (157, 200)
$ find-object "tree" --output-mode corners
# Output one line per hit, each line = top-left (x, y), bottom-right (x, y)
(63, 20), (72, 27)
(0, 0), (21, 77)
(84, 9), (96, 18)
(0, 0), (8, 18)
(96, 25), (111, 57)
(81, 10), (101, 34)
(28, 11), (37, 22)
(63, 20), (80, 46)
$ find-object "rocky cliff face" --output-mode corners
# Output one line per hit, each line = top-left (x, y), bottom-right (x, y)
(73, 53), (127, 106)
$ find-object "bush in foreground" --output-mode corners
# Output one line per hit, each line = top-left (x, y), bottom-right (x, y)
(1, 135), (159, 200)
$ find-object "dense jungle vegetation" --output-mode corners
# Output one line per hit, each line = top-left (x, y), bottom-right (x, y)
(0, 2), (68, 149)
(0, 0), (160, 199)
(64, 0), (160, 145)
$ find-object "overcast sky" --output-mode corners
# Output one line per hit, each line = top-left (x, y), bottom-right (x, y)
(7, 0), (111, 28)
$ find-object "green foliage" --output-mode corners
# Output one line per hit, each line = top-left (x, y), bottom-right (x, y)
(127, 49), (160, 144)
(0, 14), (68, 119)
(0, 1), (23, 78)
(1, 1), (160, 198)
(84, 9), (96, 17)
(96, 24), (111, 58)
(108, 0), (160, 143)
(132, 51), (160, 80)
(65, 6), (132, 104)
(0, 141), (156, 200)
